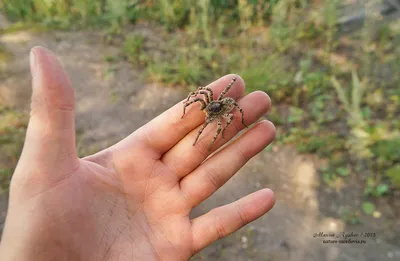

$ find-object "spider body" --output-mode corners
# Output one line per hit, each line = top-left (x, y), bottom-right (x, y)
(181, 75), (248, 150)
(204, 101), (232, 116)
(206, 102), (223, 114)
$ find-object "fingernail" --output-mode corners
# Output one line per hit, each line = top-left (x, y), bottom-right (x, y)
(30, 49), (37, 78)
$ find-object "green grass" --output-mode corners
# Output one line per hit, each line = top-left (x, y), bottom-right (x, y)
(0, 102), (28, 191)
(0, 0), (140, 29)
(0, 44), (14, 66)
(0, 22), (48, 34)
(123, 34), (146, 65)
(1, 0), (400, 214)
(0, 48), (25, 191)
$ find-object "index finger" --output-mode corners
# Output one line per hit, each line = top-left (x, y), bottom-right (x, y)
(135, 74), (245, 156)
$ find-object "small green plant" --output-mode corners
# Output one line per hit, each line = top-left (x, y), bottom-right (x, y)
(322, 0), (340, 64)
(371, 138), (400, 163)
(156, 0), (191, 30)
(340, 208), (361, 224)
(103, 55), (118, 63)
(287, 106), (305, 124)
(385, 165), (400, 189)
(123, 35), (146, 65)
(331, 70), (372, 159)
(362, 201), (376, 215)
(318, 165), (350, 190)
(364, 177), (390, 197)
(336, 167), (350, 177)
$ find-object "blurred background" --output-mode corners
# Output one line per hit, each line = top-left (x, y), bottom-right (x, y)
(0, 0), (399, 260)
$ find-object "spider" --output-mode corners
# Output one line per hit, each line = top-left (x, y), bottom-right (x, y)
(181, 75), (248, 150)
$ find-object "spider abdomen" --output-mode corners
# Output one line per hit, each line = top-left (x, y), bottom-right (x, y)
(206, 102), (223, 114)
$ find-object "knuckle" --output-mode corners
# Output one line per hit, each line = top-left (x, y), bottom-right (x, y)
(237, 143), (252, 162)
(58, 104), (74, 112)
(171, 109), (191, 133)
(213, 215), (227, 240)
(231, 120), (241, 133)
(235, 202), (248, 227)
(193, 139), (209, 158)
(204, 165), (224, 190)
(230, 114), (243, 133)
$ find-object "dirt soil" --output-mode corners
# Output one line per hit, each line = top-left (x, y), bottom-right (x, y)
(0, 25), (399, 261)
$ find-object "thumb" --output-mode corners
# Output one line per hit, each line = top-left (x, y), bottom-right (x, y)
(17, 46), (79, 185)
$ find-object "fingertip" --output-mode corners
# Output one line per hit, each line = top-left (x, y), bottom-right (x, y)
(29, 45), (75, 128)
(256, 91), (272, 111)
(260, 188), (276, 209)
(30, 45), (58, 57)
(238, 188), (275, 224)
(254, 120), (276, 143)
(30, 45), (72, 90)
(263, 120), (276, 137)
(30, 45), (66, 73)
(243, 91), (271, 112)
(30, 46), (55, 67)
(30, 46), (54, 78)
(30, 49), (37, 78)
(31, 45), (48, 54)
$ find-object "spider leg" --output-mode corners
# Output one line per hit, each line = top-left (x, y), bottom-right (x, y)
(217, 75), (237, 101)
(232, 101), (248, 128)
(199, 87), (214, 102)
(193, 119), (212, 146)
(185, 89), (210, 104)
(199, 91), (211, 104)
(182, 98), (207, 118)
(184, 91), (196, 102)
(208, 119), (222, 151)
(222, 113), (234, 138)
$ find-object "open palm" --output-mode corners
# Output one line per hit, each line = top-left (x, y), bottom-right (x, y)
(0, 47), (276, 261)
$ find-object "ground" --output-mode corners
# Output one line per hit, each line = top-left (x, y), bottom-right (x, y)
(0, 27), (399, 261)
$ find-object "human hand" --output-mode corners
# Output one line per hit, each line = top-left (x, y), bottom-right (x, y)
(0, 46), (276, 261)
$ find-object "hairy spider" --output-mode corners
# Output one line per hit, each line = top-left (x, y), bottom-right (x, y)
(181, 75), (248, 150)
